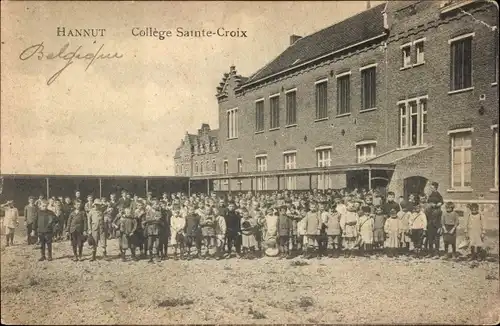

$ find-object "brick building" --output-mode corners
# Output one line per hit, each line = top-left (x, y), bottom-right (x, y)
(173, 123), (219, 177)
(183, 0), (498, 224)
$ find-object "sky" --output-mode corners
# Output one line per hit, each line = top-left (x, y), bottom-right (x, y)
(1, 1), (384, 176)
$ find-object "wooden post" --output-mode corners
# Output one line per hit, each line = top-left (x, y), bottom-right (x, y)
(228, 178), (231, 194)
(188, 179), (191, 196)
(46, 177), (50, 198)
(309, 174), (312, 190)
(251, 178), (254, 193)
(99, 178), (102, 198)
(368, 168), (372, 190)
(145, 179), (149, 196)
(277, 176), (280, 191)
(207, 179), (210, 195)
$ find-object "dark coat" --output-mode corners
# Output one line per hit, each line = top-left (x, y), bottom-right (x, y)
(33, 209), (57, 234)
(224, 210), (241, 235)
(66, 210), (88, 234)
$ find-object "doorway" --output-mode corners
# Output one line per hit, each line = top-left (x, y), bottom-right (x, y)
(403, 176), (428, 199)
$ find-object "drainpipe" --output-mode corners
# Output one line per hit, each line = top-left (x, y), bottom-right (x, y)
(382, 1), (389, 147)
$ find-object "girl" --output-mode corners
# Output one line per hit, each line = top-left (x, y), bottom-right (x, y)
(384, 208), (400, 257)
(464, 203), (485, 261)
(409, 204), (427, 258)
(263, 206), (278, 254)
(372, 206), (386, 252)
(240, 208), (257, 259)
(170, 206), (186, 260)
(397, 204), (411, 255)
(340, 201), (358, 258)
(296, 207), (308, 256)
(357, 206), (374, 257)
(254, 209), (266, 256)
(442, 201), (459, 259)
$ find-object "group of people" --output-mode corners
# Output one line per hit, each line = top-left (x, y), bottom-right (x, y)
(0, 181), (488, 262)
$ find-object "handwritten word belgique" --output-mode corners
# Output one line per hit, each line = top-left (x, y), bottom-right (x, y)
(19, 42), (123, 86)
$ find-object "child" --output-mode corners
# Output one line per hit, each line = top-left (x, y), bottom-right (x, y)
(263, 206), (278, 253)
(384, 208), (400, 257)
(53, 201), (65, 241)
(340, 201), (358, 258)
(1, 200), (19, 246)
(464, 203), (485, 261)
(372, 205), (386, 252)
(383, 192), (400, 215)
(441, 201), (459, 259)
(200, 205), (216, 258)
(357, 206), (374, 257)
(397, 203), (411, 255)
(277, 205), (293, 259)
(32, 200), (57, 261)
(254, 209), (266, 256)
(317, 202), (329, 259)
(240, 208), (257, 259)
(212, 207), (227, 260)
(409, 204), (427, 258)
(170, 205), (186, 260)
(304, 201), (322, 259)
(325, 203), (341, 258)
(24, 196), (38, 245)
(117, 208), (138, 261)
(425, 201), (443, 258)
(296, 207), (307, 255)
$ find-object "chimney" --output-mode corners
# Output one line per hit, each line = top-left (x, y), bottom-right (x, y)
(366, 1), (371, 9)
(290, 34), (302, 45)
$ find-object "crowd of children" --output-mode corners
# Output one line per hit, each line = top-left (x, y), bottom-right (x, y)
(1, 181), (489, 262)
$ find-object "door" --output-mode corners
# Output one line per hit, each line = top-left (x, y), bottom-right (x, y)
(403, 176), (428, 200)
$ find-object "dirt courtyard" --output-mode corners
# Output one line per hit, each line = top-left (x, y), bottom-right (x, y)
(1, 228), (499, 325)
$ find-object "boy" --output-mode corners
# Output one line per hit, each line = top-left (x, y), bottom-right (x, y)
(143, 199), (163, 262)
(442, 201), (459, 259)
(357, 206), (374, 257)
(340, 201), (358, 258)
(372, 205), (386, 252)
(24, 197), (38, 245)
(213, 207), (227, 260)
(170, 204), (186, 260)
(409, 204), (427, 258)
(324, 202), (342, 258)
(277, 205), (293, 259)
(1, 200), (19, 246)
(425, 201), (443, 258)
(118, 208), (138, 261)
(87, 199), (107, 261)
(224, 201), (241, 258)
(303, 201), (321, 259)
(66, 200), (87, 261)
(383, 192), (400, 215)
(184, 205), (201, 259)
(32, 201), (57, 261)
(397, 203), (411, 254)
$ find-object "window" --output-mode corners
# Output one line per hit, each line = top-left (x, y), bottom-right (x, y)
(450, 34), (473, 91)
(212, 159), (217, 173)
(206, 160), (210, 174)
(223, 160), (228, 175)
(237, 158), (243, 173)
(356, 142), (376, 163)
(315, 80), (328, 119)
(195, 162), (199, 174)
(399, 96), (428, 147)
(283, 152), (297, 190)
(316, 148), (332, 190)
(270, 95), (280, 129)
(227, 108), (239, 139)
(493, 125), (498, 189)
(450, 131), (472, 189)
(256, 156), (268, 191)
(401, 44), (412, 68)
(255, 100), (264, 132)
(495, 31), (499, 84)
(179, 164), (183, 175)
(285, 89), (297, 125)
(200, 161), (204, 174)
(415, 40), (425, 65)
(361, 66), (377, 111)
(336, 73), (350, 115)
(184, 165), (189, 176)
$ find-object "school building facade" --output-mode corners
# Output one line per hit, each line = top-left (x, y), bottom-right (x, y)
(178, 0), (498, 224)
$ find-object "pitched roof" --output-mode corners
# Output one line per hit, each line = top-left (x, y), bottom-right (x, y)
(242, 4), (386, 86)
(364, 146), (432, 165)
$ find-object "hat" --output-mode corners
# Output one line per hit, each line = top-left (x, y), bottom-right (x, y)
(93, 199), (102, 206)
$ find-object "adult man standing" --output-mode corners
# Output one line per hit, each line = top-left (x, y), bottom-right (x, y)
(87, 199), (107, 261)
(32, 201), (57, 261)
(427, 182), (444, 208)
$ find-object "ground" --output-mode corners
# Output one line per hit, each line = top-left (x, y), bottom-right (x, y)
(1, 221), (499, 325)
